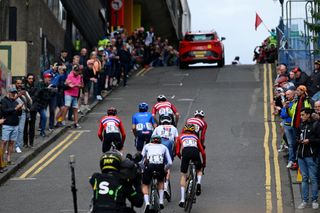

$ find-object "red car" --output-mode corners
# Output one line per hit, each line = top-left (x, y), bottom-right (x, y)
(179, 31), (225, 68)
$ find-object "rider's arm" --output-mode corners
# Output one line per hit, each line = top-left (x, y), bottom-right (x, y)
(151, 115), (157, 128)
(131, 115), (137, 137)
(175, 137), (182, 158)
(97, 120), (104, 141)
(151, 106), (159, 124)
(119, 121), (126, 143)
(197, 139), (206, 167)
(201, 120), (208, 145)
(171, 103), (180, 124)
(164, 146), (173, 170)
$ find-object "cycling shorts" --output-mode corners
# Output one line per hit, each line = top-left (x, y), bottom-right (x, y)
(102, 132), (123, 152)
(180, 147), (202, 173)
(135, 131), (152, 151)
(142, 164), (165, 185)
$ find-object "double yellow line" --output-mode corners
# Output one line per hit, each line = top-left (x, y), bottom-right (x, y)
(18, 131), (83, 179)
(135, 66), (153, 76)
(263, 64), (283, 213)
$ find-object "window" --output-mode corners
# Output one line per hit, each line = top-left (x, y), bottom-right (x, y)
(184, 34), (215, 41)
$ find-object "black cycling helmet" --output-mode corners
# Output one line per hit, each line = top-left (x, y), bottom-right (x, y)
(160, 115), (172, 125)
(157, 94), (167, 102)
(183, 123), (196, 133)
(194, 110), (205, 118)
(150, 135), (162, 143)
(107, 107), (117, 116)
(138, 102), (148, 112)
(100, 151), (122, 172)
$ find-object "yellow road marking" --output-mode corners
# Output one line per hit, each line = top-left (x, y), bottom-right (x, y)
(19, 131), (77, 178)
(30, 132), (83, 177)
(263, 64), (272, 213)
(141, 67), (153, 76)
(268, 64), (283, 213)
(135, 68), (146, 76)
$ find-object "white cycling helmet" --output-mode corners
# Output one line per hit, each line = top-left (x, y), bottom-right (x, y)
(157, 94), (167, 102)
(194, 110), (205, 117)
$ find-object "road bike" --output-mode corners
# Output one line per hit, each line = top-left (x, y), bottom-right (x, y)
(184, 162), (197, 213)
(149, 171), (161, 213)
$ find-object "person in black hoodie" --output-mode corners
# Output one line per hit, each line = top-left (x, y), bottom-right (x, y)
(296, 108), (320, 209)
(1, 87), (23, 166)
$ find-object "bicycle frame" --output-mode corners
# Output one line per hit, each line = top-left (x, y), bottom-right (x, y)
(184, 162), (197, 213)
(150, 171), (161, 212)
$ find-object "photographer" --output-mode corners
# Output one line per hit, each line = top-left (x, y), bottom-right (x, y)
(89, 151), (143, 213)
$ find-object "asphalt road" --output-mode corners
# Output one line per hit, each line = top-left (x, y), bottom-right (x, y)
(0, 64), (295, 213)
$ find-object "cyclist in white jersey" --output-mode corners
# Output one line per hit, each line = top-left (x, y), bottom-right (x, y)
(141, 135), (172, 212)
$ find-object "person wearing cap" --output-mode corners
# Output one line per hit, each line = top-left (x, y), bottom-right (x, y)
(0, 86), (23, 167)
(310, 60), (320, 101)
(291, 67), (312, 88)
(80, 59), (96, 113)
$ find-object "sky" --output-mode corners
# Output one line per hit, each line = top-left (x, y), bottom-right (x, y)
(187, 0), (282, 65)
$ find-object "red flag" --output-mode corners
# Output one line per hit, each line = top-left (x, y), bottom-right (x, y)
(255, 13), (263, 31)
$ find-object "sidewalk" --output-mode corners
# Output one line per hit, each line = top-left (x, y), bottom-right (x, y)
(0, 70), (137, 185)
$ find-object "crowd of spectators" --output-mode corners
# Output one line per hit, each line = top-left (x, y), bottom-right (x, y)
(272, 62), (320, 209)
(0, 26), (179, 172)
(253, 29), (278, 64)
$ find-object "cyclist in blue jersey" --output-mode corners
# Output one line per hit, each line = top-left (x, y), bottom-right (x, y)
(132, 102), (157, 152)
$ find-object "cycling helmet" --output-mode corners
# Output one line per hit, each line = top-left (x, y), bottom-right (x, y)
(107, 107), (117, 116)
(138, 102), (148, 112)
(157, 94), (167, 102)
(150, 135), (162, 143)
(160, 115), (172, 125)
(183, 123), (196, 133)
(194, 110), (205, 117)
(100, 151), (122, 172)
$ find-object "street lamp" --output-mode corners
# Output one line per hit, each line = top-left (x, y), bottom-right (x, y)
(279, 0), (284, 18)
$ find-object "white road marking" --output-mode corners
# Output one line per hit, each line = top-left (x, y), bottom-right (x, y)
(171, 95), (175, 99)
(71, 130), (91, 133)
(177, 98), (194, 102)
(162, 82), (183, 86)
(10, 177), (37, 181)
(174, 73), (189, 76)
(60, 210), (88, 212)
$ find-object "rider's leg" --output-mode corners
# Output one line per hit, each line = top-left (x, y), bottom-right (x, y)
(164, 169), (170, 192)
(142, 184), (150, 205)
(158, 181), (164, 205)
(180, 173), (187, 202)
(196, 170), (203, 184)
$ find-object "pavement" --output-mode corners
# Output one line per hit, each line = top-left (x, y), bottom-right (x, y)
(0, 71), (132, 185)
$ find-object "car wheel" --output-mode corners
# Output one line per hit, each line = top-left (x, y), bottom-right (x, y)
(179, 62), (188, 69)
(217, 57), (225, 67)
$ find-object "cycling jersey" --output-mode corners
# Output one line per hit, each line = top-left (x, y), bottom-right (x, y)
(185, 117), (208, 144)
(132, 112), (156, 151)
(98, 116), (126, 143)
(152, 101), (178, 118)
(132, 112), (155, 133)
(176, 133), (206, 167)
(141, 143), (172, 185)
(152, 125), (178, 158)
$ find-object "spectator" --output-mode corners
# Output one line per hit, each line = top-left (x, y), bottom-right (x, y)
(90, 51), (103, 101)
(24, 73), (38, 147)
(60, 65), (83, 129)
(0, 118), (6, 173)
(312, 100), (320, 121)
(55, 65), (68, 128)
(1, 87), (23, 164)
(110, 47), (120, 87)
(296, 108), (320, 210)
(291, 67), (311, 88)
(310, 60), (320, 101)
(36, 73), (55, 137)
(79, 48), (88, 68)
(119, 43), (131, 87)
(57, 50), (69, 66)
(81, 59), (96, 112)
(15, 79), (32, 153)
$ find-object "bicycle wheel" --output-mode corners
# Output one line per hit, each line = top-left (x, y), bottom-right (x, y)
(150, 178), (160, 212)
(184, 164), (196, 213)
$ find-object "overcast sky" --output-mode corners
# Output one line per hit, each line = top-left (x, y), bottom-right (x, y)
(187, 0), (282, 64)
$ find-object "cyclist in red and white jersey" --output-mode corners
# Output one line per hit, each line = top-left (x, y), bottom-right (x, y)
(186, 110), (207, 146)
(176, 124), (206, 208)
(152, 95), (180, 126)
(97, 107), (126, 152)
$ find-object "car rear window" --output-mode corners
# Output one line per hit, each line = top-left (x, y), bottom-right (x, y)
(184, 34), (215, 41)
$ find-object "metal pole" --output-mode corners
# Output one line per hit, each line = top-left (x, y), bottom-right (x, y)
(70, 155), (78, 213)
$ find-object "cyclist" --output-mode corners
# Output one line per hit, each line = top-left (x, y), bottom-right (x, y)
(152, 115), (178, 197)
(98, 107), (126, 152)
(152, 94), (180, 126)
(141, 135), (172, 212)
(185, 110), (208, 147)
(89, 151), (143, 213)
(132, 102), (157, 152)
(176, 124), (206, 208)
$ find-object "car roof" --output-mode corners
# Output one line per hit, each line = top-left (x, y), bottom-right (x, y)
(185, 30), (217, 35)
